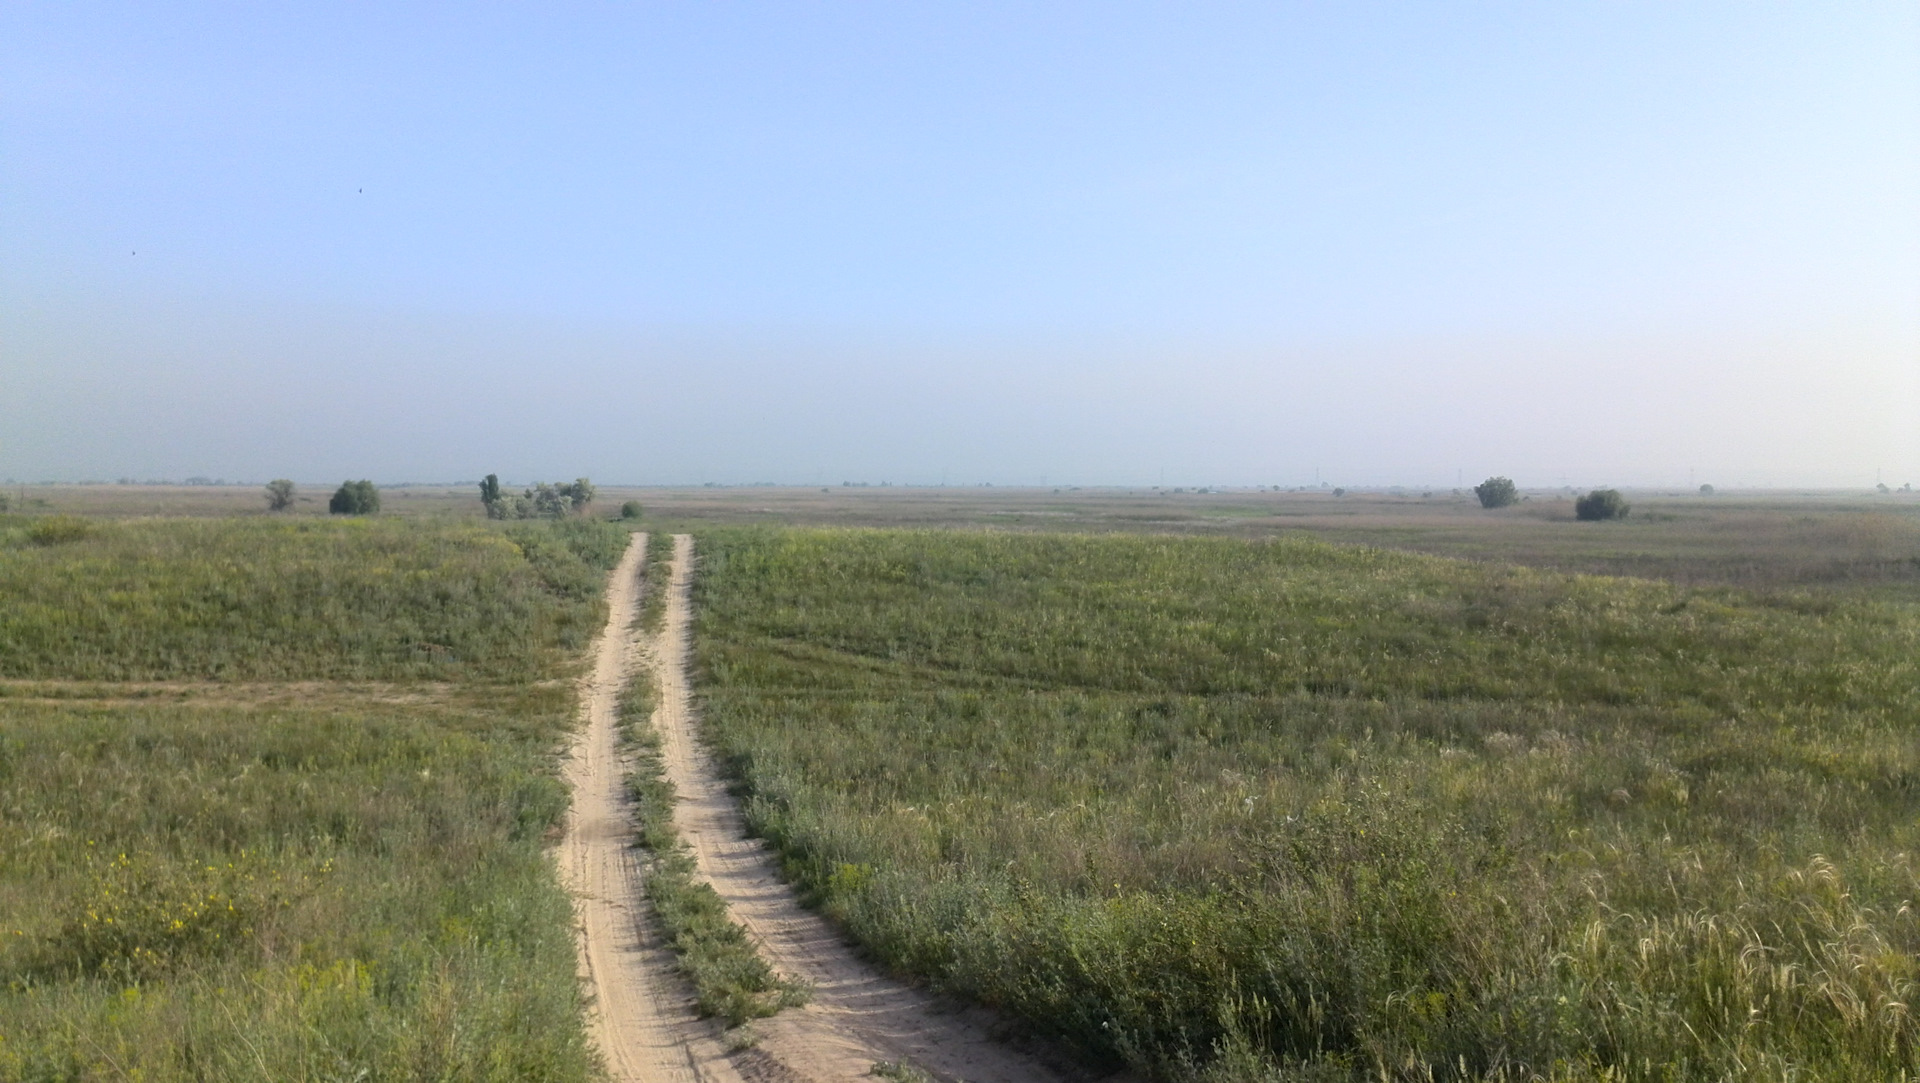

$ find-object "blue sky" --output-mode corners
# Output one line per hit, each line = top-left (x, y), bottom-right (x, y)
(4, 3), (1915, 486)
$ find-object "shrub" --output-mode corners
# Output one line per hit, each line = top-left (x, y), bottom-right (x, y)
(1699, 483), (1715, 496)
(328, 480), (380, 515)
(25, 515), (95, 545)
(38, 850), (318, 981)
(264, 479), (296, 511)
(1474, 476), (1518, 509)
(620, 501), (644, 521)
(1575, 488), (1629, 520)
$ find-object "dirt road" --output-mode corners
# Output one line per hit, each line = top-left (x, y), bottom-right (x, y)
(559, 533), (742, 1083)
(562, 531), (1074, 1082)
(648, 534), (1073, 1083)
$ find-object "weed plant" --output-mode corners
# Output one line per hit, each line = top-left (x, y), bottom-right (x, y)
(690, 528), (1920, 1081)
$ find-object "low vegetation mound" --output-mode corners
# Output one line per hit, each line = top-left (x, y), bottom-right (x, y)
(0, 516), (629, 679)
(692, 528), (1920, 1080)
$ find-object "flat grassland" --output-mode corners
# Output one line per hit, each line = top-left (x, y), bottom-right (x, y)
(691, 528), (1920, 1080)
(0, 514), (627, 1080)
(27, 480), (1920, 595)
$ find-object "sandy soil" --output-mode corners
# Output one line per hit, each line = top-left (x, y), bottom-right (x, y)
(649, 534), (1079, 1083)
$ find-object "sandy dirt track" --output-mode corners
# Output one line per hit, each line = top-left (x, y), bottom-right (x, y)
(649, 534), (1077, 1083)
(559, 534), (743, 1083)
(562, 531), (1080, 1082)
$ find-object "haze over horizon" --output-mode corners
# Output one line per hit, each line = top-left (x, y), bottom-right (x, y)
(4, 4), (1916, 489)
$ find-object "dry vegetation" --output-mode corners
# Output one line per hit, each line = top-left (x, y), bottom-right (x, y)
(691, 528), (1920, 1080)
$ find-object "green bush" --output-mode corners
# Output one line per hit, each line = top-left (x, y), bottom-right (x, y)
(620, 500), (644, 520)
(327, 480), (379, 515)
(1473, 476), (1518, 509)
(264, 479), (296, 511)
(1575, 488), (1629, 520)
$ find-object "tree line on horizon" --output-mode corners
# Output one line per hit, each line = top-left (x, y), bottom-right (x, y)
(257, 476), (621, 519)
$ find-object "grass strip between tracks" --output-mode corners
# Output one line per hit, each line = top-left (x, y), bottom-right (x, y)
(617, 550), (809, 1029)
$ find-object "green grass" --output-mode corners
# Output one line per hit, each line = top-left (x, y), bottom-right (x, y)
(690, 528), (1920, 1081)
(0, 515), (629, 680)
(0, 516), (629, 1080)
(0, 693), (591, 1081)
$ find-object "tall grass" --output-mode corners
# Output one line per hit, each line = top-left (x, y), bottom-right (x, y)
(0, 694), (592, 1081)
(690, 528), (1920, 1081)
(0, 516), (628, 680)
(0, 516), (628, 1080)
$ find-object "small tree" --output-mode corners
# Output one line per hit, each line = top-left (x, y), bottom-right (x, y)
(264, 479), (296, 511)
(1698, 483), (1715, 496)
(328, 480), (380, 515)
(567, 478), (595, 513)
(481, 474), (595, 519)
(619, 500), (643, 520)
(1575, 488), (1629, 521)
(1474, 476), (1519, 509)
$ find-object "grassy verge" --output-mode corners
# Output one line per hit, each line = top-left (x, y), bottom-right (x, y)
(615, 552), (808, 1030)
(0, 516), (628, 1080)
(632, 530), (674, 634)
(690, 527), (1920, 1081)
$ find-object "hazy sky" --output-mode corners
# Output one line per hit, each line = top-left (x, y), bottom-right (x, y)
(4, 3), (1916, 487)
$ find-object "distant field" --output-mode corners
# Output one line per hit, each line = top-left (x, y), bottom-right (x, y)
(692, 528), (1920, 1080)
(0, 517), (627, 1080)
(22, 482), (1920, 598)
